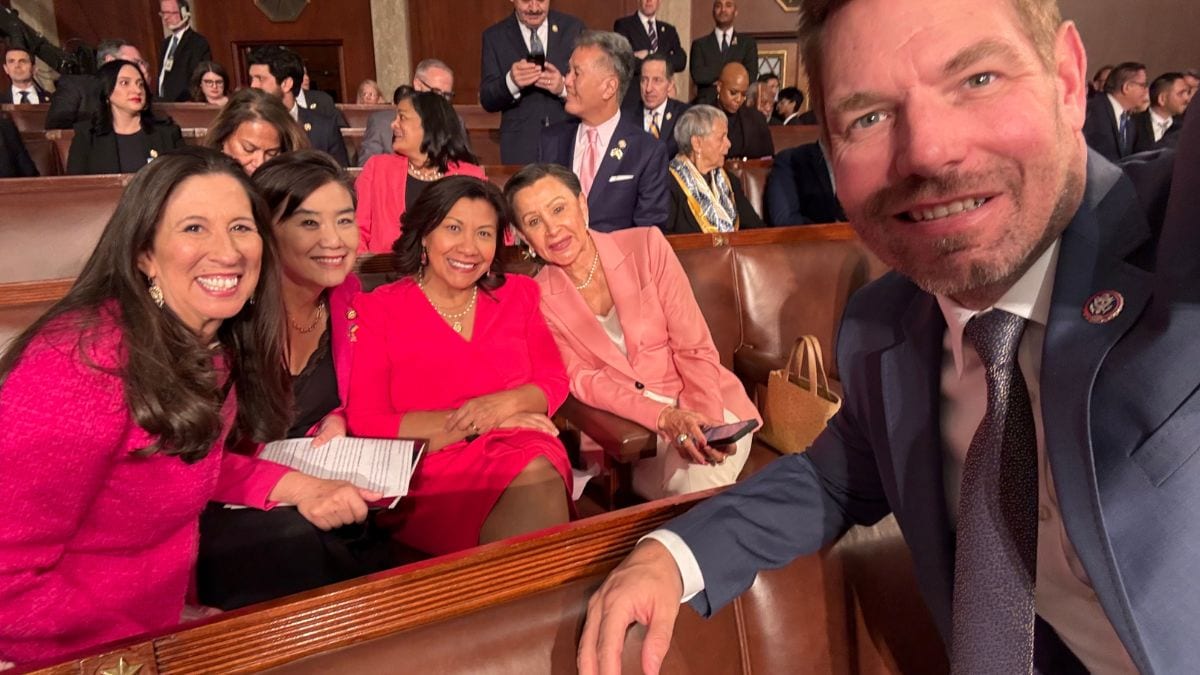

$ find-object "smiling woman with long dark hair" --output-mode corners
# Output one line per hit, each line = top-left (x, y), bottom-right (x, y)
(0, 147), (377, 667)
(66, 59), (185, 175)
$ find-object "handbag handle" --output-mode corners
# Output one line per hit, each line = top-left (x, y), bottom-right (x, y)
(783, 335), (834, 397)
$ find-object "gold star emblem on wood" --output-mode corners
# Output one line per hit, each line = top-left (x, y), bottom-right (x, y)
(99, 657), (144, 675)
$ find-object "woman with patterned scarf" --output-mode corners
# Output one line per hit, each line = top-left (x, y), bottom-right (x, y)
(664, 105), (766, 234)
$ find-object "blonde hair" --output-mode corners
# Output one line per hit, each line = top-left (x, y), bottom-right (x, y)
(798, 0), (1063, 124)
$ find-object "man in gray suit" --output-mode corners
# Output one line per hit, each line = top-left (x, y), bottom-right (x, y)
(578, 0), (1198, 673)
(358, 59), (458, 167)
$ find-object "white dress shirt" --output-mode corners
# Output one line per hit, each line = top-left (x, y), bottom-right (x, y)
(639, 11), (657, 42)
(1107, 94), (1130, 130)
(572, 111), (621, 179)
(505, 20), (552, 99)
(714, 28), (734, 50)
(9, 85), (40, 104)
(648, 240), (1135, 673)
(158, 26), (189, 93)
(1149, 109), (1173, 142)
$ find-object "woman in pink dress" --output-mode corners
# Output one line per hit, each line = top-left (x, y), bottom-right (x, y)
(347, 175), (572, 556)
(0, 148), (375, 667)
(355, 88), (486, 253)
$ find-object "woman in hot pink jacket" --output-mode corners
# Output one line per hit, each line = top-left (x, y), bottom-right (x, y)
(0, 148), (375, 667)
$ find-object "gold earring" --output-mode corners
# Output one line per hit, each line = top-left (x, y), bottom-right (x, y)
(148, 280), (165, 308)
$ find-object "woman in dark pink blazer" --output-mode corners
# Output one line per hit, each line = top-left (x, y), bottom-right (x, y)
(196, 150), (396, 610)
(505, 164), (761, 501)
(355, 88), (485, 252)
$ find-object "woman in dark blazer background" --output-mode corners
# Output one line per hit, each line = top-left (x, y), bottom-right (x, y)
(67, 59), (185, 175)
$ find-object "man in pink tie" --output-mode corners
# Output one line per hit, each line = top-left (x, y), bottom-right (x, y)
(537, 30), (670, 232)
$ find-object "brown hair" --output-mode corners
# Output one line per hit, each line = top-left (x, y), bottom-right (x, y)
(189, 60), (229, 103)
(798, 0), (1062, 125)
(204, 87), (309, 156)
(0, 147), (291, 462)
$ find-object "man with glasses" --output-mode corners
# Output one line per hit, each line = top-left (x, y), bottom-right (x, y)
(358, 59), (465, 166)
(1084, 61), (1149, 161)
(156, 0), (212, 102)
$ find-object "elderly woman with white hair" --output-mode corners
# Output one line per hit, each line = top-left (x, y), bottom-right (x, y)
(664, 104), (766, 234)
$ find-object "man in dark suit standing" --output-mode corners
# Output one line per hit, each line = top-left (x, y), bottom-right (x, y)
(579, 1), (1200, 673)
(1083, 61), (1149, 162)
(481, 0), (584, 165)
(764, 142), (842, 226)
(296, 66), (349, 129)
(248, 46), (350, 167)
(613, 0), (686, 108)
(1132, 72), (1188, 153)
(629, 54), (689, 157)
(156, 0), (211, 102)
(1, 46), (50, 105)
(689, 0), (757, 106)
(713, 62), (772, 158)
(539, 31), (669, 232)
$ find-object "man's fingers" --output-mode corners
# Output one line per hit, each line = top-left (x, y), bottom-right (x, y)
(596, 605), (633, 675)
(577, 599), (603, 675)
(641, 608), (677, 675)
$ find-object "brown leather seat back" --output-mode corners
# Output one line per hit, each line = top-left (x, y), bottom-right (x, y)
(674, 245), (739, 369)
(0, 176), (126, 283)
(22, 137), (61, 176)
(734, 239), (873, 381)
(727, 160), (771, 219)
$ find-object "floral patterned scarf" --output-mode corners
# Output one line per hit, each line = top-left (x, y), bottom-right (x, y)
(669, 155), (738, 233)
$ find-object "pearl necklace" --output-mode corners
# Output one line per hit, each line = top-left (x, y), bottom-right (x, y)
(419, 278), (477, 333)
(288, 302), (326, 334)
(574, 250), (600, 291)
(407, 161), (444, 182)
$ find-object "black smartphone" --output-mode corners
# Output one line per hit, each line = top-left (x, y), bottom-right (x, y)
(527, 52), (546, 68)
(703, 419), (760, 446)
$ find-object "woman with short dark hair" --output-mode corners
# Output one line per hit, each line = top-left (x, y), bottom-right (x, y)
(66, 59), (186, 175)
(0, 147), (376, 666)
(346, 175), (572, 556)
(355, 87), (484, 252)
(205, 87), (309, 175)
(189, 60), (230, 106)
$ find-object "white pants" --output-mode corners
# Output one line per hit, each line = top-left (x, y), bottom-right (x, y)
(631, 398), (753, 501)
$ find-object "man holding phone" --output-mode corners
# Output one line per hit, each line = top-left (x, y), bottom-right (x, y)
(481, 0), (585, 164)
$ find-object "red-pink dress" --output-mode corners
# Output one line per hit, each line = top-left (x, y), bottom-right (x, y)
(345, 275), (572, 555)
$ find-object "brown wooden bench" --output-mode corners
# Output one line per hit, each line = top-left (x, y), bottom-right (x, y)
(25, 491), (945, 675)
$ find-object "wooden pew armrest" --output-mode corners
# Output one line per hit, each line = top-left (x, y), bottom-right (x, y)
(557, 396), (656, 464)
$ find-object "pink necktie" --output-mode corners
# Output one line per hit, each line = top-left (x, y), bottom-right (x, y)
(579, 128), (599, 197)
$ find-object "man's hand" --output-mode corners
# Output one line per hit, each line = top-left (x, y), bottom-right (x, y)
(578, 539), (684, 675)
(537, 62), (566, 95)
(633, 49), (650, 60)
(510, 59), (542, 89)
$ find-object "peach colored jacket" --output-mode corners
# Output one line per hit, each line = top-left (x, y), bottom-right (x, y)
(535, 227), (759, 431)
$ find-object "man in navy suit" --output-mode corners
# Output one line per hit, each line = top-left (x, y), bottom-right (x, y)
(156, 0), (212, 102)
(764, 142), (843, 226)
(539, 31), (669, 232)
(0, 46), (50, 105)
(480, 0), (584, 165)
(248, 46), (350, 167)
(689, 0), (757, 106)
(613, 0), (686, 109)
(578, 0), (1200, 673)
(627, 54), (690, 158)
(1083, 61), (1150, 162)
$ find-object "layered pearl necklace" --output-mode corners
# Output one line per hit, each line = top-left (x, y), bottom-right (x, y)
(418, 276), (477, 333)
(407, 160), (444, 182)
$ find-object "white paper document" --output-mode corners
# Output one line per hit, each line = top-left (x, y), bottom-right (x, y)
(259, 437), (426, 500)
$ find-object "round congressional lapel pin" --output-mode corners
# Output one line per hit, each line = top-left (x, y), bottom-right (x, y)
(309, 102), (317, 109)
(1083, 290), (1124, 324)
(346, 308), (357, 320)
(552, 24), (559, 33)
(665, 111), (673, 121)
(304, 122), (313, 132)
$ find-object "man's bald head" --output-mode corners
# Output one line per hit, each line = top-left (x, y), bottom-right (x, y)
(715, 62), (750, 113)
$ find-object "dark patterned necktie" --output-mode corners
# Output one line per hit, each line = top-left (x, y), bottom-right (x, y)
(530, 29), (545, 58)
(648, 20), (659, 53)
(1119, 111), (1132, 156)
(950, 309), (1039, 675)
(18, 90), (29, 105)
(720, 32), (730, 54)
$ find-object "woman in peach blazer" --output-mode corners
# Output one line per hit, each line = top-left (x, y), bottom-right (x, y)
(505, 164), (760, 500)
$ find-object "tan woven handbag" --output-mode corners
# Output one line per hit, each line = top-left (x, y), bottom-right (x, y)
(758, 335), (843, 454)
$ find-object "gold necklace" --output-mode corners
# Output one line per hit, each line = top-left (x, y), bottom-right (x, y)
(574, 249), (601, 290)
(418, 278), (477, 333)
(289, 301), (326, 334)
(407, 161), (444, 182)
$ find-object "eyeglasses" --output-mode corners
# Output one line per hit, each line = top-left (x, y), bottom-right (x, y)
(416, 76), (455, 102)
(201, 79), (224, 87)
(1129, 80), (1148, 89)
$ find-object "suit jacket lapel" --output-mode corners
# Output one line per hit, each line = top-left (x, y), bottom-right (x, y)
(539, 259), (639, 382)
(879, 288), (955, 638)
(596, 232), (646, 363)
(1040, 152), (1153, 669)
(590, 117), (632, 197)
(505, 14), (528, 61)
